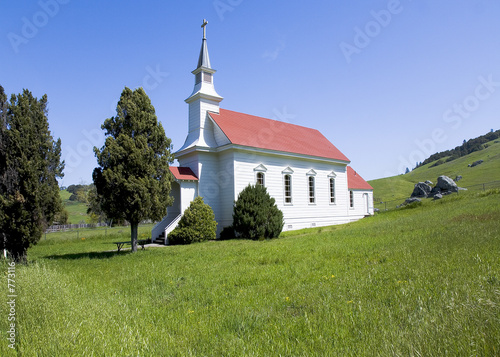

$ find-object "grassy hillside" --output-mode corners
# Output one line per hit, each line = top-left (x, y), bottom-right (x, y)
(1, 190), (499, 355)
(369, 138), (500, 204)
(59, 189), (89, 224)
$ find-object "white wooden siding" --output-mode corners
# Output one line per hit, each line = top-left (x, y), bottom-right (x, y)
(216, 150), (235, 230)
(232, 150), (353, 231)
(179, 181), (197, 213)
(168, 181), (182, 216)
(188, 98), (220, 134)
(348, 189), (374, 220)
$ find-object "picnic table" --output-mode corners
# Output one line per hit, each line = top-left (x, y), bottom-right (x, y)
(114, 239), (149, 252)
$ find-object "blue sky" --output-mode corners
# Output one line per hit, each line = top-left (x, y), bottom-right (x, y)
(2, 0), (499, 185)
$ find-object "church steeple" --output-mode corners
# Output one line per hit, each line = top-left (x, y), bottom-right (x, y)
(185, 19), (222, 105)
(179, 19), (223, 152)
(197, 19), (211, 69)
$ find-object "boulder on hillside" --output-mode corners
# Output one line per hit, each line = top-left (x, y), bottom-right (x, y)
(430, 186), (441, 196)
(411, 182), (432, 198)
(425, 180), (433, 185)
(471, 160), (483, 167)
(397, 197), (421, 208)
(433, 193), (443, 200)
(436, 175), (459, 194)
(455, 175), (462, 182)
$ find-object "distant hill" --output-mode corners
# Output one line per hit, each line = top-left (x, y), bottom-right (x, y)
(369, 135), (500, 205)
(59, 189), (89, 224)
(416, 129), (500, 168)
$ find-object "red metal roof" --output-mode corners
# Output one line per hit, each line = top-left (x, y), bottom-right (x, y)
(169, 166), (198, 181)
(347, 166), (373, 190)
(209, 109), (350, 162)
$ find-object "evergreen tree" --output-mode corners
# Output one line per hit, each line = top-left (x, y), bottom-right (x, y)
(92, 87), (174, 252)
(86, 185), (107, 224)
(233, 184), (284, 239)
(0, 87), (64, 261)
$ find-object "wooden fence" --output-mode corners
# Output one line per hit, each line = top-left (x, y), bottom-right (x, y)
(45, 222), (109, 233)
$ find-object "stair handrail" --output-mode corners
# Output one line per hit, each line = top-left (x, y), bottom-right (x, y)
(165, 214), (182, 231)
(164, 214), (182, 245)
(151, 213), (177, 243)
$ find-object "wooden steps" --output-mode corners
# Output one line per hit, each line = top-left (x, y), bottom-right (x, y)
(153, 232), (166, 245)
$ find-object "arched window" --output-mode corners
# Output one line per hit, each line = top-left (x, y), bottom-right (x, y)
(284, 174), (292, 204)
(308, 176), (315, 204)
(330, 178), (336, 204)
(256, 172), (265, 186)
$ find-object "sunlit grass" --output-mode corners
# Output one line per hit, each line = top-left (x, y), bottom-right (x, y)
(1, 192), (499, 356)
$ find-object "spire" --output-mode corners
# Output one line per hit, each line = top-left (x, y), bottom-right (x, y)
(186, 18), (222, 103)
(197, 19), (211, 69)
(197, 39), (211, 69)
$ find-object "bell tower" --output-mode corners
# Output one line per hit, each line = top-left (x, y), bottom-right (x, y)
(180, 19), (223, 151)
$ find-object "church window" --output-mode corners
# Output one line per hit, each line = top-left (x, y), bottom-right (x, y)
(330, 178), (336, 204)
(256, 172), (265, 186)
(203, 72), (212, 83)
(308, 176), (315, 204)
(284, 174), (292, 204)
(349, 190), (354, 208)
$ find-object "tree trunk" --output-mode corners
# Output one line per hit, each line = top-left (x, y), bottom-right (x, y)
(130, 222), (138, 253)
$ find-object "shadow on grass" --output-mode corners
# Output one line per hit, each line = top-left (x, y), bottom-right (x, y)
(44, 250), (133, 260)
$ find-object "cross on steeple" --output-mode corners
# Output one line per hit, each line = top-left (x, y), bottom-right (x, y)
(201, 19), (208, 39)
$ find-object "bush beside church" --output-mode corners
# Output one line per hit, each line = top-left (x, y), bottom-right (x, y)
(168, 197), (217, 245)
(232, 184), (284, 240)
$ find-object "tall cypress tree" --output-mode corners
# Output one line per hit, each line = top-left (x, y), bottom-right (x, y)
(93, 87), (174, 252)
(0, 87), (64, 261)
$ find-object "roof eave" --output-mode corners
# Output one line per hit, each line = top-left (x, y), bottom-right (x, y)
(216, 143), (351, 165)
(175, 145), (218, 158)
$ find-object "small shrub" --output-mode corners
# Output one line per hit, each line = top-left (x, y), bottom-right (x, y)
(168, 197), (217, 245)
(233, 184), (284, 240)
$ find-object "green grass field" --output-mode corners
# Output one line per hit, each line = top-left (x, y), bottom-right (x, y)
(59, 190), (90, 224)
(1, 190), (499, 356)
(369, 138), (500, 205)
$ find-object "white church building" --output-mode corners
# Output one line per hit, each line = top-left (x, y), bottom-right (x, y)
(152, 22), (373, 243)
